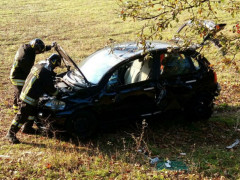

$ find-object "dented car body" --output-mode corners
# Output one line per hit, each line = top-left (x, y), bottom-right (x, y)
(37, 41), (220, 137)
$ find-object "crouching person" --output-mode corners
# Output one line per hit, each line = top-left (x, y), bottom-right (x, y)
(6, 54), (62, 144)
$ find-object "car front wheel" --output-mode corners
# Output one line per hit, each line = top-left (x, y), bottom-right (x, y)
(66, 110), (97, 139)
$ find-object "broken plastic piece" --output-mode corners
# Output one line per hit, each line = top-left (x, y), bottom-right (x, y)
(226, 139), (239, 149)
(165, 160), (171, 167)
(180, 153), (186, 156)
(156, 160), (188, 171)
(137, 149), (142, 153)
(150, 157), (160, 164)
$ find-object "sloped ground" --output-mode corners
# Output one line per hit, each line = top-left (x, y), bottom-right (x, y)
(1, 76), (240, 179)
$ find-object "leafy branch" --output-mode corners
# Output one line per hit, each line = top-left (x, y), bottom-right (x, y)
(118, 0), (240, 70)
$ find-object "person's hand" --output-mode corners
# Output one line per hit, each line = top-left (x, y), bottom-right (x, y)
(51, 42), (57, 48)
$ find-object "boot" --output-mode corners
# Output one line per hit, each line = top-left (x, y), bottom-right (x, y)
(22, 121), (40, 134)
(5, 125), (20, 144)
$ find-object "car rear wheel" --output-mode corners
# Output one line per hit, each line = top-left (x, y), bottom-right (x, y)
(185, 93), (214, 121)
(66, 110), (97, 139)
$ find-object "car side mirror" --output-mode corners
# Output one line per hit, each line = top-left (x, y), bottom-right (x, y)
(106, 72), (119, 92)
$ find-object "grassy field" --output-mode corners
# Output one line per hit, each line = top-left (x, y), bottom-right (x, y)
(0, 0), (240, 179)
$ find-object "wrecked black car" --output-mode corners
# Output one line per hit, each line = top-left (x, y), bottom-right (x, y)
(37, 40), (220, 138)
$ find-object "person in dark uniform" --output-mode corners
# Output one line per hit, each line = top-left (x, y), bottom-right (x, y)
(6, 54), (62, 144)
(10, 39), (54, 114)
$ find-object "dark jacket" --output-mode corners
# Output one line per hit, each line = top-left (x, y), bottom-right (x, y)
(10, 44), (51, 86)
(20, 62), (58, 106)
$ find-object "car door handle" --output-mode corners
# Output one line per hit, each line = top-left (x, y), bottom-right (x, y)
(185, 80), (196, 83)
(144, 87), (154, 91)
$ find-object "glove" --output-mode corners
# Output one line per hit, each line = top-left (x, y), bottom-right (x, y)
(45, 45), (52, 51)
(51, 42), (57, 48)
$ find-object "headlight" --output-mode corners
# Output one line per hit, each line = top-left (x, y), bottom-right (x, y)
(44, 99), (66, 110)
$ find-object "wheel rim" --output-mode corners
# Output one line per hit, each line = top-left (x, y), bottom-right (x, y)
(73, 116), (89, 134)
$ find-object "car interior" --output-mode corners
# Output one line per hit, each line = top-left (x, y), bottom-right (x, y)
(124, 57), (153, 85)
(160, 53), (195, 76)
(107, 53), (199, 88)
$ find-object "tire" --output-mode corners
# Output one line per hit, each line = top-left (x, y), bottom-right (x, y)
(185, 93), (214, 121)
(66, 110), (97, 139)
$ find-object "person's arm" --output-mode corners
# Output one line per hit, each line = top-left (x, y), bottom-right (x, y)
(45, 42), (57, 52)
(19, 47), (36, 76)
(45, 45), (52, 51)
(43, 70), (58, 96)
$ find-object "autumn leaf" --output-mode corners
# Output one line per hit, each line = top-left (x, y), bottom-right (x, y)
(46, 163), (52, 169)
(222, 58), (231, 65)
(126, 169), (131, 173)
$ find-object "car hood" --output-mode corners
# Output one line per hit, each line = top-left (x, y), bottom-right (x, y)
(62, 71), (89, 88)
(55, 45), (92, 87)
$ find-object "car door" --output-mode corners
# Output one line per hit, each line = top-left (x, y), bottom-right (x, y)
(97, 54), (159, 120)
(158, 52), (201, 110)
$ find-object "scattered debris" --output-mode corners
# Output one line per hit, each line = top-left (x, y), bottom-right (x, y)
(156, 160), (188, 171)
(164, 160), (171, 168)
(150, 157), (160, 164)
(226, 139), (239, 149)
(137, 148), (188, 171)
(0, 155), (11, 159)
(22, 151), (32, 154)
(180, 153), (186, 156)
(137, 149), (143, 153)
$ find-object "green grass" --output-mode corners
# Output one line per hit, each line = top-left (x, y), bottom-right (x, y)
(0, 0), (240, 179)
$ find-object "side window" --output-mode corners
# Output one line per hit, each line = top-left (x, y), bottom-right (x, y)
(124, 57), (153, 85)
(160, 53), (195, 76)
(107, 57), (153, 88)
(124, 59), (142, 85)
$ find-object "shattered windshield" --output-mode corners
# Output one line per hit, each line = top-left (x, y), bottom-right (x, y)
(77, 48), (124, 84)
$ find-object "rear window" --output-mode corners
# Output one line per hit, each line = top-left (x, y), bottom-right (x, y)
(160, 53), (197, 76)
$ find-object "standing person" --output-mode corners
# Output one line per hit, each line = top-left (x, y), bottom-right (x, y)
(10, 39), (54, 114)
(6, 54), (62, 144)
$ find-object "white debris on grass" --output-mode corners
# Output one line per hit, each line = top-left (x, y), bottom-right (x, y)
(150, 157), (160, 164)
(164, 160), (171, 168)
(0, 155), (11, 159)
(226, 139), (239, 149)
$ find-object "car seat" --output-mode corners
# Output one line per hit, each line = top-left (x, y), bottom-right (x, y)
(124, 59), (142, 84)
(137, 59), (152, 82)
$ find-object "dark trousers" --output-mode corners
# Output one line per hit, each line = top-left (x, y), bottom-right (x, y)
(11, 101), (36, 129)
(13, 85), (23, 108)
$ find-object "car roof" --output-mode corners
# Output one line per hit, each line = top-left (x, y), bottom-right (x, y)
(109, 41), (173, 60)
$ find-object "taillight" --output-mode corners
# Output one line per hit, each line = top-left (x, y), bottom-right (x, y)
(213, 72), (217, 84)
